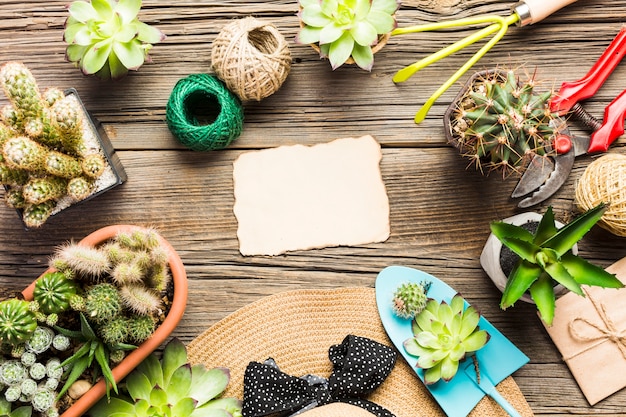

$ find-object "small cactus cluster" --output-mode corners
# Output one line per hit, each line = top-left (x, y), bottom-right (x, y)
(447, 69), (559, 177)
(391, 280), (431, 319)
(49, 227), (171, 346)
(0, 323), (71, 417)
(0, 62), (109, 228)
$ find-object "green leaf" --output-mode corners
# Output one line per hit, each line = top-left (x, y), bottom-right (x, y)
(57, 355), (92, 399)
(416, 331), (440, 349)
(135, 21), (165, 43)
(95, 343), (118, 395)
(353, 0), (371, 20)
(319, 22), (345, 45)
(189, 408), (231, 417)
(320, 0), (338, 16)
(72, 26), (97, 46)
(440, 356), (459, 381)
(0, 399), (10, 414)
(299, 0), (319, 8)
(371, 0), (398, 14)
(64, 22), (85, 44)
(461, 329), (489, 352)
(365, 9), (395, 34)
(91, 0), (114, 20)
(107, 50), (130, 80)
(328, 31), (354, 69)
(543, 203), (607, 256)
(149, 386), (168, 408)
(423, 362), (442, 385)
(497, 237), (541, 264)
(61, 342), (91, 367)
(296, 26), (322, 44)
(529, 274), (556, 325)
(301, 4), (332, 28)
(114, 24), (138, 43)
(172, 398), (197, 417)
(544, 260), (583, 296)
(350, 21), (377, 46)
(458, 306), (479, 339)
(115, 0), (141, 24)
(188, 366), (229, 406)
(136, 353), (163, 387)
(403, 337), (427, 357)
(126, 370), (153, 401)
(10, 406), (33, 417)
(490, 221), (534, 243)
(165, 365), (192, 404)
(198, 397), (242, 415)
(162, 338), (189, 386)
(68, 1), (98, 23)
(501, 260), (541, 308)
(533, 207), (558, 245)
(113, 39), (145, 69)
(561, 252), (624, 288)
(90, 397), (136, 417)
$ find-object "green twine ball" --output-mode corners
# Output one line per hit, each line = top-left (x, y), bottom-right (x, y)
(166, 74), (244, 151)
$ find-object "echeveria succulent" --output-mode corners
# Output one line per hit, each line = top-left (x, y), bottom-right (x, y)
(491, 203), (624, 325)
(89, 338), (243, 417)
(296, 0), (399, 71)
(63, 0), (166, 80)
(403, 294), (489, 385)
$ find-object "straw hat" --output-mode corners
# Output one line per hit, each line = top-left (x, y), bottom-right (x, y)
(187, 287), (534, 417)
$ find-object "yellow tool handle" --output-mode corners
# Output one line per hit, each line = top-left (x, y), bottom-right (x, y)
(514, 0), (578, 26)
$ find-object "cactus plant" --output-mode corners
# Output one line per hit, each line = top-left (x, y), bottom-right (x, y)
(490, 203), (624, 325)
(0, 300), (38, 346)
(391, 281), (431, 319)
(403, 294), (490, 385)
(32, 272), (79, 315)
(89, 338), (243, 417)
(63, 0), (166, 80)
(296, 0), (399, 71)
(445, 69), (560, 176)
(0, 62), (124, 228)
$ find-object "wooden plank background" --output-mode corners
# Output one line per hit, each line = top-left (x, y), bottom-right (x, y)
(2, 0), (626, 415)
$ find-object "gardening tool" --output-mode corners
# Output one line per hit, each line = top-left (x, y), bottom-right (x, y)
(392, 0), (579, 123)
(463, 361), (522, 417)
(512, 27), (626, 208)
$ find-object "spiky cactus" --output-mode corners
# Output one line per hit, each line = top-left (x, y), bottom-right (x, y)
(32, 272), (79, 315)
(392, 281), (431, 319)
(0, 62), (110, 228)
(447, 69), (559, 176)
(0, 300), (38, 346)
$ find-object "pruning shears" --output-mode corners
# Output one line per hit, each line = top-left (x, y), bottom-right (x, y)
(512, 27), (626, 208)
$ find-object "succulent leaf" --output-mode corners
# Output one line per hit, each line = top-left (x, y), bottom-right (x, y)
(528, 274), (556, 325)
(126, 369), (152, 401)
(533, 206), (558, 245)
(501, 260), (542, 309)
(560, 252), (623, 288)
(161, 337), (188, 386)
(543, 203), (607, 256)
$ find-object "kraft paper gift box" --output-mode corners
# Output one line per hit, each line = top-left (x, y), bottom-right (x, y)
(543, 257), (626, 405)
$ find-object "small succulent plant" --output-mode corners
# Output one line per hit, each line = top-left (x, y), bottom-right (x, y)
(32, 272), (79, 315)
(296, 0), (399, 71)
(0, 300), (38, 346)
(63, 0), (166, 80)
(490, 203), (624, 325)
(0, 62), (110, 227)
(89, 338), (243, 417)
(403, 294), (490, 385)
(447, 69), (559, 176)
(391, 281), (431, 319)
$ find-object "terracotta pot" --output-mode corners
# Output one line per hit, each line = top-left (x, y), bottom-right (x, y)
(21, 225), (188, 417)
(480, 212), (574, 303)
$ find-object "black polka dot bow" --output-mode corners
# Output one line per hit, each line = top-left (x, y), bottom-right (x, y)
(242, 334), (397, 417)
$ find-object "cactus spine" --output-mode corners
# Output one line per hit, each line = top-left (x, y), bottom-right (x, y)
(0, 62), (109, 228)
(448, 69), (558, 176)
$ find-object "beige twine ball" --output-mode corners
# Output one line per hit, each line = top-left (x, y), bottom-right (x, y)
(575, 153), (626, 236)
(211, 17), (291, 102)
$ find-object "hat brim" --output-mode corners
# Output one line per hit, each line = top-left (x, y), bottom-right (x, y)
(187, 287), (533, 417)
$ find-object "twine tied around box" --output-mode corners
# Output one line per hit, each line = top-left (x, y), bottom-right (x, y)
(564, 287), (626, 361)
(575, 153), (626, 237)
(211, 17), (291, 102)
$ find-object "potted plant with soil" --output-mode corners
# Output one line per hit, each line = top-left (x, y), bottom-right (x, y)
(295, 0), (399, 71)
(443, 68), (559, 177)
(0, 225), (187, 417)
(481, 203), (623, 325)
(0, 62), (126, 228)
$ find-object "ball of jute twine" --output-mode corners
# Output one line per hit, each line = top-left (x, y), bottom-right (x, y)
(211, 17), (291, 102)
(575, 153), (626, 236)
(165, 73), (244, 151)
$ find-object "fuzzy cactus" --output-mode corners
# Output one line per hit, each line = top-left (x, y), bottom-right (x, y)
(447, 69), (559, 176)
(0, 62), (110, 228)
(0, 300), (38, 346)
(392, 281), (431, 319)
(63, 0), (166, 80)
(32, 271), (79, 314)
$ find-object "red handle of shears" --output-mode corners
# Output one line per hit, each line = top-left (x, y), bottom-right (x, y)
(549, 27), (626, 153)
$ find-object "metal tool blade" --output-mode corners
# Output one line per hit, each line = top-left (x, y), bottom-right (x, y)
(516, 147), (576, 208)
(511, 154), (555, 198)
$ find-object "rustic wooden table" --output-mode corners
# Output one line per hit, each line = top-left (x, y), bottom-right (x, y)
(2, 0), (626, 415)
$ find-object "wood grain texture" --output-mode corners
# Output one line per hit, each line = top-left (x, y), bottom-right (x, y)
(2, 0), (626, 414)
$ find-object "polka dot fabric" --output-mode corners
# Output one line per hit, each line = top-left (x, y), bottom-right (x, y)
(242, 335), (397, 417)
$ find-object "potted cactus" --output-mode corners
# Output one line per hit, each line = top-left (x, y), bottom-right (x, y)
(63, 0), (166, 80)
(483, 203), (624, 325)
(0, 62), (126, 228)
(296, 0), (399, 71)
(0, 225), (188, 417)
(444, 69), (558, 176)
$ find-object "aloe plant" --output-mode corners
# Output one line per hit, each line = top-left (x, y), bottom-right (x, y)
(403, 294), (489, 385)
(296, 0), (399, 71)
(490, 203), (624, 325)
(89, 338), (242, 417)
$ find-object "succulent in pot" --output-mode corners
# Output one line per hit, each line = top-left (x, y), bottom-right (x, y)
(3, 225), (189, 417)
(0, 62), (126, 228)
(296, 0), (399, 71)
(63, 0), (166, 80)
(444, 69), (559, 177)
(488, 203), (624, 325)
